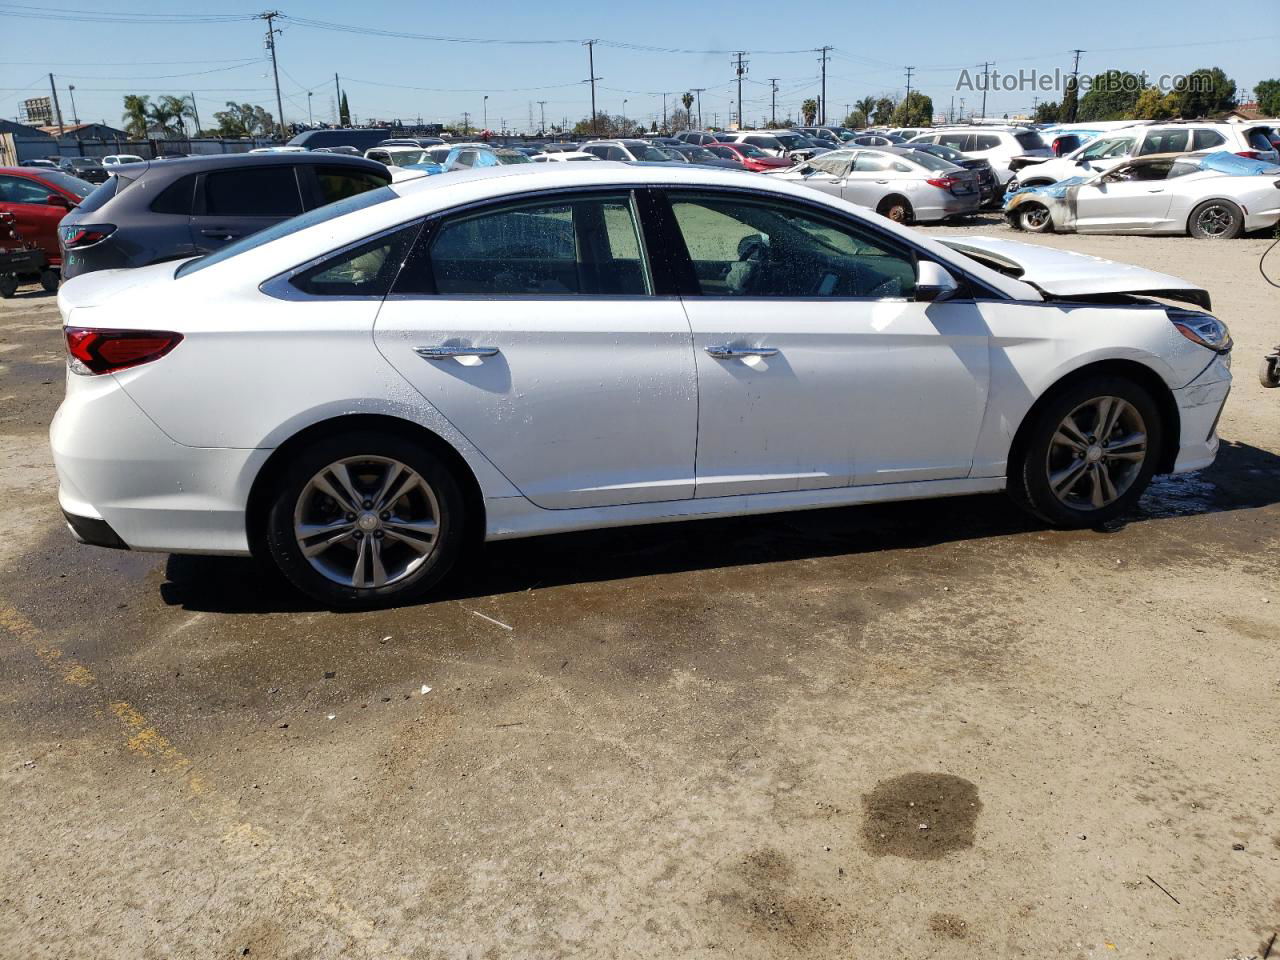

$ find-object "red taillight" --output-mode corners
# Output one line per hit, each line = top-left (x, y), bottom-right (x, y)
(60, 225), (116, 249)
(1235, 150), (1262, 160)
(1051, 137), (1063, 154)
(65, 327), (183, 375)
(926, 176), (960, 188)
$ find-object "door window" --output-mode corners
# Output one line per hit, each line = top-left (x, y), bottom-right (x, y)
(407, 194), (650, 297)
(972, 134), (1001, 151)
(203, 166), (303, 217)
(150, 174), (197, 214)
(316, 168), (390, 205)
(289, 223), (421, 297)
(0, 175), (55, 204)
(667, 192), (916, 299)
(1079, 136), (1134, 160)
(808, 152), (853, 176)
(1138, 129), (1190, 155)
(852, 152), (893, 172)
(938, 132), (970, 150)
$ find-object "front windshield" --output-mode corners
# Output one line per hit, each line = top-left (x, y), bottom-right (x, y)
(1078, 136), (1134, 160)
(774, 135), (804, 149)
(175, 186), (397, 278)
(635, 145), (671, 161)
(737, 144), (767, 158)
(495, 152), (531, 164)
(387, 149), (430, 166)
(685, 147), (716, 161)
(68, 158), (102, 168)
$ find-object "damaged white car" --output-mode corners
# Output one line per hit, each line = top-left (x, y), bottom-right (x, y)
(1005, 152), (1280, 238)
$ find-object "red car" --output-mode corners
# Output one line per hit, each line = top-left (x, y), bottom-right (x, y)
(0, 166), (96, 272)
(707, 143), (793, 172)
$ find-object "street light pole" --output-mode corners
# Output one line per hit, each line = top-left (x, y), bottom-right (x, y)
(483, 95), (488, 132)
(307, 91), (313, 127)
(67, 84), (79, 125)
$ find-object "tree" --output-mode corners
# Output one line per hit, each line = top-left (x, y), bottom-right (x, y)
(801, 98), (818, 125)
(1257, 79), (1280, 117)
(339, 91), (351, 126)
(844, 110), (868, 129)
(872, 97), (896, 125)
(668, 107), (692, 132)
(1131, 86), (1179, 120)
(891, 91), (933, 127)
(1061, 74), (1079, 122)
(1174, 67), (1235, 118)
(1078, 70), (1144, 121)
(212, 102), (276, 138)
(1033, 101), (1060, 123)
(157, 94), (195, 137)
(854, 96), (877, 126)
(121, 95), (150, 138)
(571, 112), (629, 138)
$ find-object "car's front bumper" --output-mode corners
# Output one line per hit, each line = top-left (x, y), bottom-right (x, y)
(1170, 352), (1231, 473)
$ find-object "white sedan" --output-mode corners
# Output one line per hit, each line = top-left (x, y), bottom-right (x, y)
(1005, 152), (1280, 238)
(51, 163), (1232, 606)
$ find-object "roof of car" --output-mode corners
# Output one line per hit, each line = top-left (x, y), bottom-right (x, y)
(98, 151), (387, 177)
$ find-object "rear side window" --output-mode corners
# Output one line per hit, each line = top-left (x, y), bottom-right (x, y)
(410, 194), (650, 297)
(1192, 129), (1226, 150)
(853, 153), (893, 172)
(290, 222), (421, 297)
(316, 168), (390, 205)
(1139, 129), (1189, 155)
(972, 134), (1001, 151)
(938, 133), (970, 150)
(1014, 131), (1047, 150)
(150, 174), (197, 215)
(203, 166), (303, 217)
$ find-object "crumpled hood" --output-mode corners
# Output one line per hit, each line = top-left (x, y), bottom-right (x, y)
(936, 235), (1212, 310)
(1004, 176), (1088, 204)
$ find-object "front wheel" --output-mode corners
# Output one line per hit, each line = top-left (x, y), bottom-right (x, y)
(1018, 204), (1053, 233)
(1009, 375), (1164, 527)
(1188, 199), (1243, 240)
(0, 275), (16, 299)
(39, 268), (59, 293)
(263, 432), (466, 608)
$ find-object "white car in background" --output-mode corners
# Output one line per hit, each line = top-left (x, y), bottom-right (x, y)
(1008, 122), (1279, 191)
(101, 154), (145, 166)
(907, 127), (1052, 185)
(774, 146), (981, 222)
(51, 163), (1231, 607)
(1005, 151), (1280, 238)
(531, 150), (601, 162)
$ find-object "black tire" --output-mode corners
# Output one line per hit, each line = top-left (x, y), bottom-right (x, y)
(263, 431), (466, 608)
(1260, 354), (1280, 388)
(0, 275), (16, 299)
(1187, 199), (1243, 240)
(877, 196), (913, 224)
(1018, 203), (1053, 233)
(39, 269), (59, 293)
(1009, 374), (1164, 528)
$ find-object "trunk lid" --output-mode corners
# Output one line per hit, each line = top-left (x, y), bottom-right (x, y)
(935, 235), (1211, 309)
(56, 259), (187, 321)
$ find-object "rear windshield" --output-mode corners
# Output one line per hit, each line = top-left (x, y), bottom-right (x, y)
(175, 186), (398, 278)
(74, 177), (120, 213)
(38, 170), (94, 199)
(903, 150), (958, 171)
(1014, 131), (1048, 150)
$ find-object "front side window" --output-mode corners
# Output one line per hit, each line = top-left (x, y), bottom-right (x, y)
(204, 166), (303, 217)
(289, 222), (421, 297)
(853, 152), (893, 172)
(938, 133), (970, 150)
(667, 192), (917, 299)
(808, 152), (853, 176)
(0, 174), (58, 204)
(411, 193), (650, 297)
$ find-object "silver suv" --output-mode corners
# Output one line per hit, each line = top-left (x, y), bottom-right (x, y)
(580, 140), (674, 162)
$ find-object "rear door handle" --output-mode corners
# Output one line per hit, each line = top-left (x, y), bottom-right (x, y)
(1146, 188), (1164, 193)
(200, 228), (242, 239)
(704, 345), (779, 360)
(414, 345), (500, 360)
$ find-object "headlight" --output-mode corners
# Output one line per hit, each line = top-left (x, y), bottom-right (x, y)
(1170, 310), (1232, 353)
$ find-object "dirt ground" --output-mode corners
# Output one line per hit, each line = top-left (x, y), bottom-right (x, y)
(1, 220), (1277, 960)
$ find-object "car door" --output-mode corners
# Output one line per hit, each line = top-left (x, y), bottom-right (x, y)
(796, 151), (853, 198)
(838, 151), (898, 209)
(662, 189), (990, 497)
(1074, 162), (1177, 232)
(0, 173), (68, 261)
(189, 163), (304, 252)
(374, 189), (699, 509)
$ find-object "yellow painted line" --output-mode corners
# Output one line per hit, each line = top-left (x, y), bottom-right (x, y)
(0, 602), (406, 959)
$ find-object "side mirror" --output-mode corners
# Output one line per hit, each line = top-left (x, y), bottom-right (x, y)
(46, 193), (69, 207)
(915, 261), (959, 302)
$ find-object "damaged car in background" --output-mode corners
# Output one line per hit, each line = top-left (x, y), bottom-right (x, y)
(1004, 151), (1280, 239)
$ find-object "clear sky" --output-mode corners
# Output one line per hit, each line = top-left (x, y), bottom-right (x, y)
(2, 0), (1277, 132)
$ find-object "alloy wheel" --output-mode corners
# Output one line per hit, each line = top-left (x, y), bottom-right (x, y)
(1022, 207), (1050, 230)
(1195, 204), (1233, 237)
(1045, 396), (1148, 511)
(292, 456), (440, 588)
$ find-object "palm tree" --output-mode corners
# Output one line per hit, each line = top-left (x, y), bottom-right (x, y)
(801, 98), (819, 125)
(121, 95), (150, 138)
(158, 95), (195, 137)
(146, 98), (180, 138)
(681, 91), (694, 126)
(855, 96), (877, 121)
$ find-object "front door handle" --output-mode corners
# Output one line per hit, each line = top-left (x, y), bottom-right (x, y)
(704, 345), (779, 360)
(1146, 188), (1164, 193)
(875, 179), (890, 184)
(200, 228), (242, 239)
(414, 345), (500, 360)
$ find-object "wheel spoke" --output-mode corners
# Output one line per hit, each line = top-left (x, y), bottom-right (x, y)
(329, 462), (365, 509)
(1057, 414), (1090, 449)
(312, 473), (359, 513)
(1052, 429), (1087, 453)
(383, 519), (438, 553)
(351, 536), (370, 587)
(370, 539), (388, 587)
(375, 468), (420, 512)
(1088, 464), (1106, 507)
(1050, 458), (1090, 497)
(1097, 463), (1119, 503)
(1096, 398), (1125, 442)
(297, 521), (356, 557)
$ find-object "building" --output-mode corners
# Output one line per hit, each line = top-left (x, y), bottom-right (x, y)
(36, 122), (132, 141)
(0, 119), (57, 166)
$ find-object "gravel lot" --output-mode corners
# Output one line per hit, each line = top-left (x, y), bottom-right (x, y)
(1, 220), (1277, 960)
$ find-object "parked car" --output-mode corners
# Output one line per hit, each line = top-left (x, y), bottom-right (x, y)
(58, 156), (108, 184)
(249, 146), (309, 154)
(102, 154), (146, 167)
(579, 140), (673, 162)
(312, 146), (364, 156)
(530, 150), (601, 162)
(1006, 122), (1280, 191)
(847, 133), (905, 147)
(674, 131), (721, 146)
(0, 165), (95, 276)
(665, 144), (740, 169)
(905, 142), (1000, 207)
(706, 143), (792, 172)
(537, 142), (582, 153)
(1004, 151), (1280, 238)
(442, 146), (531, 170)
(423, 142), (488, 165)
(796, 127), (855, 144)
(51, 162), (1232, 606)
(21, 159), (59, 169)
(908, 127), (1052, 186)
(773, 147), (980, 222)
(286, 128), (391, 151)
(57, 153), (391, 279)
(888, 128), (931, 142)
(0, 210), (48, 298)
(363, 145), (444, 173)
(730, 131), (828, 161)
(378, 137), (445, 148)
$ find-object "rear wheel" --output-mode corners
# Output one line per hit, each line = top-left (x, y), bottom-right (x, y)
(1018, 204), (1053, 233)
(1188, 199), (1243, 239)
(1261, 353), (1280, 388)
(877, 196), (913, 224)
(263, 432), (466, 607)
(39, 268), (59, 293)
(1010, 374), (1164, 527)
(0, 275), (16, 299)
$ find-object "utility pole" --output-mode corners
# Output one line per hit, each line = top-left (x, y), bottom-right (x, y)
(816, 45), (832, 125)
(307, 91), (313, 127)
(904, 65), (915, 107)
(48, 74), (64, 135)
(67, 84), (79, 125)
(334, 72), (341, 125)
(768, 78), (779, 126)
(584, 39), (600, 136)
(1067, 48), (1085, 122)
(189, 92), (201, 134)
(661, 92), (667, 132)
(732, 51), (748, 129)
(257, 11), (286, 139)
(537, 100), (547, 135)
(978, 61), (992, 119)
(462, 111), (470, 136)
(691, 88), (705, 129)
